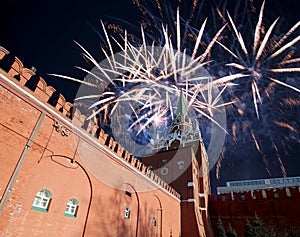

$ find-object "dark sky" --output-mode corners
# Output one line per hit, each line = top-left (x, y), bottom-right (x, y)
(0, 0), (142, 101)
(1, 0), (300, 100)
(1, 0), (300, 191)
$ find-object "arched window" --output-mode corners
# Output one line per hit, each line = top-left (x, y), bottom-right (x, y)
(177, 161), (184, 170)
(32, 189), (52, 212)
(64, 198), (79, 218)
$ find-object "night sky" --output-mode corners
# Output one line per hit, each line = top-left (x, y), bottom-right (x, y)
(1, 0), (300, 191)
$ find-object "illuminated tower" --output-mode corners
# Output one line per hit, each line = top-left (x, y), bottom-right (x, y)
(142, 91), (213, 237)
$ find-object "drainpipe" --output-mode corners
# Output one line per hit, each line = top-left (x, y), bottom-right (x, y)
(124, 183), (140, 237)
(0, 112), (45, 215)
(154, 195), (163, 237)
(158, 208), (163, 237)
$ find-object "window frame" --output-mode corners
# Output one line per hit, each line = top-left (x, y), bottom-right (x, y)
(64, 198), (79, 218)
(152, 216), (157, 227)
(124, 207), (130, 219)
(177, 161), (185, 170)
(160, 167), (169, 175)
(32, 189), (52, 212)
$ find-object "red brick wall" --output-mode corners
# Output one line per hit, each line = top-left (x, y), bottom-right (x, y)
(209, 188), (300, 236)
(143, 141), (213, 237)
(0, 48), (181, 237)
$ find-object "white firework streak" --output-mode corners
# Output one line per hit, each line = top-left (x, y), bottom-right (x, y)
(50, 10), (242, 134)
(218, 0), (300, 117)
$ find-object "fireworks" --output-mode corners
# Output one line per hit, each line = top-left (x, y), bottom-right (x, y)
(50, 0), (299, 178)
(217, 0), (300, 118)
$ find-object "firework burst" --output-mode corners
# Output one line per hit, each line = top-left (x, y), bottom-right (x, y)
(50, 0), (300, 179)
(217, 0), (300, 118)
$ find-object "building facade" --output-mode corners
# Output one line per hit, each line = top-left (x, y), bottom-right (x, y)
(217, 176), (300, 195)
(142, 92), (213, 237)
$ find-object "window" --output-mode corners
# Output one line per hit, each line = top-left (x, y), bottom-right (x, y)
(161, 167), (169, 175)
(152, 216), (157, 227)
(32, 189), (52, 212)
(162, 159), (167, 165)
(177, 161), (184, 170)
(286, 188), (292, 197)
(64, 198), (79, 218)
(187, 182), (195, 187)
(148, 165), (153, 171)
(124, 207), (130, 219)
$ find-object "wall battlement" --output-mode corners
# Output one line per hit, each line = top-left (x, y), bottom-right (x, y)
(209, 186), (300, 202)
(209, 186), (300, 236)
(0, 46), (180, 199)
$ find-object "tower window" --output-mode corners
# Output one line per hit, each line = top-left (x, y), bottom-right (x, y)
(64, 198), (79, 218)
(32, 189), (52, 212)
(162, 159), (167, 165)
(161, 167), (169, 175)
(177, 161), (184, 170)
(124, 207), (130, 219)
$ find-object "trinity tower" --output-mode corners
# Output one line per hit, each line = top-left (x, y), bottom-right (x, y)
(142, 91), (213, 237)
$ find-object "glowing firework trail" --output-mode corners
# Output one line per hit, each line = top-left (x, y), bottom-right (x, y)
(51, 6), (238, 138)
(282, 97), (300, 107)
(216, 147), (226, 179)
(274, 121), (297, 133)
(219, 0), (300, 117)
(49, 0), (300, 178)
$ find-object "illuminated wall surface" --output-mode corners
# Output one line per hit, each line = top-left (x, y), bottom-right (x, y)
(0, 47), (181, 237)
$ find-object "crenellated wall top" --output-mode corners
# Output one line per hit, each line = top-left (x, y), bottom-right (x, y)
(0, 46), (180, 200)
(209, 186), (300, 202)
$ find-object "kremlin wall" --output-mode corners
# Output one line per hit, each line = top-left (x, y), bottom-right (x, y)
(0, 46), (181, 237)
(0, 46), (300, 237)
(209, 187), (300, 236)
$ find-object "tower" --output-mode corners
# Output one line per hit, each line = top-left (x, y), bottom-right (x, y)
(142, 91), (213, 237)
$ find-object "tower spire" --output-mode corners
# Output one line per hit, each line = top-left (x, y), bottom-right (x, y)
(176, 90), (188, 117)
(154, 91), (201, 150)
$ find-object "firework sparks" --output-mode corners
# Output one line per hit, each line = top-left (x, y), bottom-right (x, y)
(218, 0), (300, 117)
(49, 0), (300, 179)
(51, 7), (234, 135)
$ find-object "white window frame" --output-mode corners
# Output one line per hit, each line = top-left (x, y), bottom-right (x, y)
(152, 216), (157, 227)
(178, 161), (184, 170)
(65, 198), (79, 217)
(32, 189), (52, 212)
(124, 207), (130, 219)
(187, 182), (195, 187)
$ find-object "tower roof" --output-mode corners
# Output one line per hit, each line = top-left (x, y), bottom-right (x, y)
(153, 90), (202, 150)
(176, 91), (188, 117)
